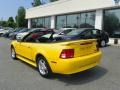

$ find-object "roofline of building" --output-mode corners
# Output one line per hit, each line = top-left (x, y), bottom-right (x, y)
(26, 0), (120, 19)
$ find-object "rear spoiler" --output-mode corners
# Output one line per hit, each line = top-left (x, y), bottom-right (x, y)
(60, 39), (97, 46)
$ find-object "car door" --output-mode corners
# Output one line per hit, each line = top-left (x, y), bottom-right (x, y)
(91, 29), (101, 41)
(17, 33), (36, 61)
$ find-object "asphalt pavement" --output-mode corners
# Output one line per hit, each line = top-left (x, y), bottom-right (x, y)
(0, 37), (120, 90)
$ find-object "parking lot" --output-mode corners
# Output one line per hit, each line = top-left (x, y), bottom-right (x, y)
(0, 37), (120, 90)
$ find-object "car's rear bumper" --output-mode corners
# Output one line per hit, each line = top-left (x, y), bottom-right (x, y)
(50, 51), (102, 74)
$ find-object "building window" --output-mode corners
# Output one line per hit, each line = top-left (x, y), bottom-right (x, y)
(104, 8), (120, 38)
(31, 17), (51, 28)
(80, 12), (95, 28)
(56, 15), (67, 29)
(66, 14), (80, 28)
(37, 18), (44, 28)
(56, 11), (95, 29)
(44, 17), (51, 28)
(31, 19), (38, 28)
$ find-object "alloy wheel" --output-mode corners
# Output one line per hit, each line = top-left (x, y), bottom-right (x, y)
(38, 58), (48, 75)
(11, 48), (16, 59)
(101, 40), (106, 47)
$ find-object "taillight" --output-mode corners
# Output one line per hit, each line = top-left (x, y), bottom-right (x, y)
(60, 49), (74, 59)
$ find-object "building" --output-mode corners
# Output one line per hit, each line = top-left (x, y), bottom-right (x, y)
(26, 0), (120, 44)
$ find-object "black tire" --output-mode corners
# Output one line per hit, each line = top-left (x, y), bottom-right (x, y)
(37, 56), (52, 78)
(100, 40), (106, 47)
(11, 47), (17, 60)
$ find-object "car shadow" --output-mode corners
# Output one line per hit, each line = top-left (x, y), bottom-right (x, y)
(52, 66), (107, 85)
(100, 44), (111, 48)
(105, 44), (111, 47)
(16, 59), (107, 85)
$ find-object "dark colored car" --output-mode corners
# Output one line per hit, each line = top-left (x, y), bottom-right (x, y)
(9, 28), (30, 40)
(54, 28), (109, 47)
(111, 30), (120, 38)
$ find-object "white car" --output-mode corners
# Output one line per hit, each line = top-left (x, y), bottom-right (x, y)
(0, 29), (4, 31)
(0, 29), (9, 36)
(16, 32), (29, 39)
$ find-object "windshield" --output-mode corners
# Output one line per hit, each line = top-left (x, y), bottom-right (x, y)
(55, 28), (75, 34)
(19, 29), (30, 33)
(66, 29), (85, 36)
(30, 28), (40, 32)
(54, 30), (62, 34)
(14, 28), (22, 32)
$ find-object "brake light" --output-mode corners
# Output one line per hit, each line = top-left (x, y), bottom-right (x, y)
(60, 49), (74, 59)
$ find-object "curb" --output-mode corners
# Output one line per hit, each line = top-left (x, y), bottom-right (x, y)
(108, 44), (120, 46)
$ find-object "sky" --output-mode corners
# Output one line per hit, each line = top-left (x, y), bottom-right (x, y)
(0, 0), (33, 21)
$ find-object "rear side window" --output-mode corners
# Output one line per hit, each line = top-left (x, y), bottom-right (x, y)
(92, 29), (100, 35)
(81, 30), (92, 37)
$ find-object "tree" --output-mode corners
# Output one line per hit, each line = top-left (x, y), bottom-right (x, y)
(17, 6), (27, 27)
(0, 21), (7, 27)
(15, 15), (18, 27)
(7, 17), (16, 28)
(50, 0), (58, 2)
(32, 0), (41, 7)
(31, 0), (58, 7)
(104, 13), (120, 36)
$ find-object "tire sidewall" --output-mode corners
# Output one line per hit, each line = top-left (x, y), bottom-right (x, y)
(100, 40), (106, 47)
(11, 47), (16, 59)
(37, 56), (52, 78)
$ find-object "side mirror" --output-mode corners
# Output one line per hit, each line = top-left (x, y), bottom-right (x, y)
(17, 38), (22, 42)
(16, 36), (22, 42)
(16, 34), (24, 42)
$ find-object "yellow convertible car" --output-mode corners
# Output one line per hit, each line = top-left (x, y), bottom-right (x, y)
(11, 32), (101, 78)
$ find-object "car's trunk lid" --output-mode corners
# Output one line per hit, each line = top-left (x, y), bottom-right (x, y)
(60, 39), (98, 57)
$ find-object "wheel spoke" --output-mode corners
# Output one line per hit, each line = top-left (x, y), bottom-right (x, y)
(101, 40), (106, 47)
(11, 49), (15, 58)
(38, 59), (48, 75)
